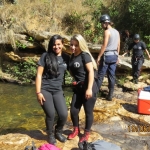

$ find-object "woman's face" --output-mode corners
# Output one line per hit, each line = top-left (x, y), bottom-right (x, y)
(52, 39), (63, 55)
(70, 39), (81, 54)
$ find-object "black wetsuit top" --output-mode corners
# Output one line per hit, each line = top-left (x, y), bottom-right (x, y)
(38, 52), (70, 92)
(128, 41), (146, 57)
(69, 52), (92, 82)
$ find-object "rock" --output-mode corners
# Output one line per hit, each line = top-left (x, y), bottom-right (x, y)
(118, 56), (150, 71)
(3, 51), (39, 63)
(0, 133), (30, 145)
(1, 97), (150, 150)
(146, 79), (150, 85)
(123, 82), (147, 90)
(3, 51), (21, 62)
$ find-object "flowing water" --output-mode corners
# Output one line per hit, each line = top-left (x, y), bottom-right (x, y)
(0, 82), (72, 135)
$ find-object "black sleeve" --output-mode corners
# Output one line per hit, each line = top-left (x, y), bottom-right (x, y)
(82, 52), (92, 64)
(37, 52), (47, 67)
(141, 42), (146, 50)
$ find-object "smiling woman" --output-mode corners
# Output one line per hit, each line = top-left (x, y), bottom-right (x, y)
(35, 34), (70, 145)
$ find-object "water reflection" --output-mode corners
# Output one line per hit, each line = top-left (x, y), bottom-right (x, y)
(0, 82), (72, 134)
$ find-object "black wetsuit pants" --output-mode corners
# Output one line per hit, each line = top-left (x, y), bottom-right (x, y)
(131, 57), (144, 79)
(70, 81), (97, 132)
(41, 90), (68, 133)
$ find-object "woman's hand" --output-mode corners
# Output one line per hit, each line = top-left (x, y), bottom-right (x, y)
(85, 88), (92, 100)
(37, 93), (45, 105)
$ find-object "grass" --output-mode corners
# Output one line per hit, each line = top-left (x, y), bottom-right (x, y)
(0, 0), (90, 33)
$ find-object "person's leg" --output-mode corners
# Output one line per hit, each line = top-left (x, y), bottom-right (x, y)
(41, 90), (56, 145)
(68, 92), (83, 139)
(97, 59), (108, 90)
(134, 59), (143, 83)
(79, 84), (97, 143)
(131, 57), (137, 82)
(53, 91), (68, 130)
(107, 62), (117, 101)
(53, 90), (68, 142)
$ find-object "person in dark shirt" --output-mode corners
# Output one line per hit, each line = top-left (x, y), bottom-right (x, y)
(35, 34), (70, 145)
(122, 34), (150, 83)
(67, 34), (98, 146)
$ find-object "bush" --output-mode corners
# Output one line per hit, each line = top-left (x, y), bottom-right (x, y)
(5, 58), (37, 84)
(62, 11), (84, 34)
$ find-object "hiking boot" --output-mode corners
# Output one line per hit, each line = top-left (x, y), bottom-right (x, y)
(68, 127), (80, 140)
(106, 88), (114, 101)
(47, 132), (56, 145)
(79, 131), (90, 143)
(135, 79), (138, 84)
(55, 128), (67, 143)
(132, 78), (138, 84)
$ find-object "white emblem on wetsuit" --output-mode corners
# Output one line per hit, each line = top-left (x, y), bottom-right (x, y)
(63, 63), (67, 67)
(138, 46), (142, 49)
(74, 62), (80, 68)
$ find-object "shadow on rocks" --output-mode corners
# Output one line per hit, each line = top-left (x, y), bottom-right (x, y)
(121, 103), (138, 114)
(0, 127), (47, 141)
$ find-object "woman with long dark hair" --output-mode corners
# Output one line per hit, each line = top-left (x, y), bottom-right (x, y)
(35, 34), (70, 145)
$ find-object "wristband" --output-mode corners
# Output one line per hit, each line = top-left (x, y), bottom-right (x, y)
(36, 92), (41, 95)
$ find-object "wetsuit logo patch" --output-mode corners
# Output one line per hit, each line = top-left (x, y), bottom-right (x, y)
(138, 46), (142, 49)
(74, 62), (80, 68)
(63, 63), (67, 67)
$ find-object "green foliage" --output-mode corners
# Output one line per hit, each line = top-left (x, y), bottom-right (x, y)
(108, 0), (150, 36)
(62, 0), (104, 43)
(64, 70), (73, 85)
(117, 76), (127, 86)
(28, 37), (34, 42)
(65, 96), (71, 107)
(144, 35), (150, 49)
(5, 59), (37, 84)
(82, 0), (103, 43)
(62, 11), (84, 34)
(15, 41), (27, 49)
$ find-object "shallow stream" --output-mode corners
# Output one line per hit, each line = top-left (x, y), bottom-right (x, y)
(0, 82), (72, 134)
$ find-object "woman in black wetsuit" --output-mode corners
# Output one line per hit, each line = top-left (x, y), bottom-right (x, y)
(35, 35), (70, 145)
(67, 34), (98, 145)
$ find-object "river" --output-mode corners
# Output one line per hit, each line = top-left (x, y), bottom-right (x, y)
(0, 82), (72, 134)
